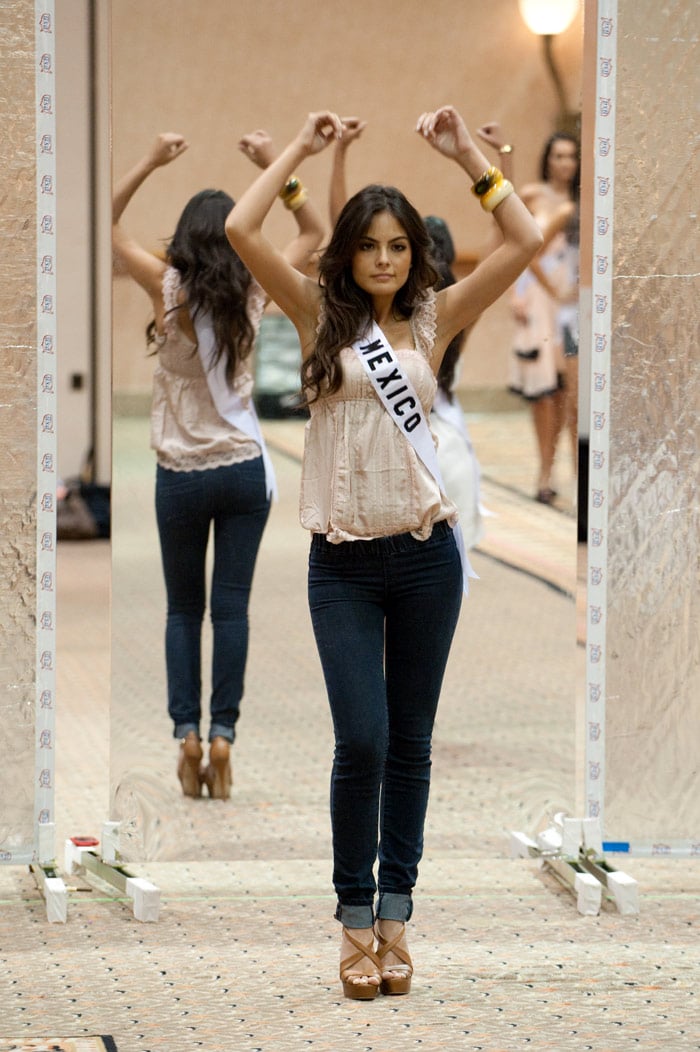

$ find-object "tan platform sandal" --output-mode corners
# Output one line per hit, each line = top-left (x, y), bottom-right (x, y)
(177, 731), (203, 798)
(340, 927), (382, 1000)
(203, 736), (232, 799)
(375, 922), (413, 995)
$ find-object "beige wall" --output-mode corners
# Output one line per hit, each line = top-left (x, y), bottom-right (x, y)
(111, 0), (583, 403)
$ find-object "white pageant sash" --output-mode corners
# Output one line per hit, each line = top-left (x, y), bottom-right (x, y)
(194, 311), (277, 500)
(352, 321), (476, 594)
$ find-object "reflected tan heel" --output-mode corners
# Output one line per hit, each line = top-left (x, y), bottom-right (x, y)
(177, 731), (203, 798)
(375, 923), (413, 996)
(340, 928), (382, 1000)
(203, 736), (232, 799)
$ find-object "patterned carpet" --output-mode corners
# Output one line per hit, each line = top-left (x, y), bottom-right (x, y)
(0, 1041), (116, 1052)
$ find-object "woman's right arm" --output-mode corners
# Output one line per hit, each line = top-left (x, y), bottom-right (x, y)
(476, 121), (514, 183)
(238, 129), (326, 274)
(225, 111), (343, 343)
(112, 133), (188, 299)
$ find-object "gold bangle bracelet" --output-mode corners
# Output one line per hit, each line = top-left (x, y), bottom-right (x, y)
(480, 178), (514, 213)
(471, 166), (503, 198)
(279, 175), (301, 200)
(283, 187), (309, 212)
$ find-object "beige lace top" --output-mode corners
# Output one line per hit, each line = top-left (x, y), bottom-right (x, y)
(150, 267), (266, 471)
(300, 289), (458, 542)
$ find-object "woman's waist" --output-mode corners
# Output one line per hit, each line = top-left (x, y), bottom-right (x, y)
(309, 517), (453, 554)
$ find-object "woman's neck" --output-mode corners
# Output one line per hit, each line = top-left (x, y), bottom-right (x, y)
(372, 295), (399, 327)
(548, 177), (571, 199)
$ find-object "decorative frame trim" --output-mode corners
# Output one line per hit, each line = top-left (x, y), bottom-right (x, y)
(35, 0), (57, 864)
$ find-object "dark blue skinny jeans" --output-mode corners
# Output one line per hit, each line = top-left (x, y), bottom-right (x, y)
(155, 457), (270, 744)
(308, 520), (462, 928)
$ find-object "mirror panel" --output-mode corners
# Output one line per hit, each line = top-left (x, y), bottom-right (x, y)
(109, 0), (584, 860)
(0, 0), (43, 860)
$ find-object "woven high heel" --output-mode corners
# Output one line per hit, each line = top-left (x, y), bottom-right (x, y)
(375, 922), (413, 995)
(177, 732), (203, 798)
(340, 928), (382, 1000)
(203, 736), (232, 800)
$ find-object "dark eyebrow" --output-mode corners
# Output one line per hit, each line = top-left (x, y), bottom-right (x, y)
(360, 235), (409, 244)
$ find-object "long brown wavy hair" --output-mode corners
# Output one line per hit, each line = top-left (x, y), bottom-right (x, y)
(147, 189), (255, 388)
(304, 185), (439, 401)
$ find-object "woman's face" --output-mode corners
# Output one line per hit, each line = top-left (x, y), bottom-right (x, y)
(351, 210), (412, 299)
(546, 139), (579, 186)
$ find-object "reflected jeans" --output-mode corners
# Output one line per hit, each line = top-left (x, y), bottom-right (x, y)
(155, 457), (270, 744)
(308, 520), (462, 928)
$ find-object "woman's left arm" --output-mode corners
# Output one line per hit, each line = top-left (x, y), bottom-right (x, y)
(416, 106), (543, 353)
(529, 200), (577, 301)
(238, 129), (325, 273)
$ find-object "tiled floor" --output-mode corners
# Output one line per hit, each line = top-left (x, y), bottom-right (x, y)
(1, 412), (697, 1051)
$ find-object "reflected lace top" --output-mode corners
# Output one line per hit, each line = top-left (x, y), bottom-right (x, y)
(300, 289), (458, 542)
(150, 267), (265, 471)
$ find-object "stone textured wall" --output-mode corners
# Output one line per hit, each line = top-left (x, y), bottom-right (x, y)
(0, 0), (40, 853)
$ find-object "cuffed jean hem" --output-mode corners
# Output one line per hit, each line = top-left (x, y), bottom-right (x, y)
(209, 724), (234, 744)
(174, 722), (200, 740)
(335, 902), (375, 929)
(377, 892), (413, 922)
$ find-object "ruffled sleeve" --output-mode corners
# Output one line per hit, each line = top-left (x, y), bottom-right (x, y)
(411, 288), (438, 359)
(162, 266), (181, 318)
(247, 277), (267, 337)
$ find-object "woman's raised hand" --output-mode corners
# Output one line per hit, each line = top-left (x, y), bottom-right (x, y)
(476, 121), (507, 152)
(297, 111), (344, 156)
(238, 130), (276, 170)
(339, 116), (367, 147)
(147, 133), (189, 168)
(416, 106), (472, 160)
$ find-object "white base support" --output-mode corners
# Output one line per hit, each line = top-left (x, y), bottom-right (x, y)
(579, 853), (640, 915)
(509, 831), (540, 859)
(543, 855), (602, 915)
(63, 828), (160, 922)
(30, 863), (68, 923)
(126, 876), (160, 922)
(510, 814), (640, 916)
(101, 821), (121, 864)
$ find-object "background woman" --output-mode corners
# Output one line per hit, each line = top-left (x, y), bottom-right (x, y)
(226, 106), (541, 998)
(112, 132), (323, 799)
(506, 132), (580, 503)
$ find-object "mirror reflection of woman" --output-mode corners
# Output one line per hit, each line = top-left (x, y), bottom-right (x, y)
(506, 132), (580, 504)
(112, 133), (324, 800)
(226, 106), (542, 999)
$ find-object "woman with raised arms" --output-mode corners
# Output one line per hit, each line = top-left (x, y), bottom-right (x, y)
(227, 106), (542, 999)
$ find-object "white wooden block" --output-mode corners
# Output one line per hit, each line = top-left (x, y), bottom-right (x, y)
(101, 821), (120, 863)
(575, 871), (602, 915)
(45, 876), (67, 923)
(63, 838), (83, 874)
(581, 818), (603, 855)
(607, 870), (640, 915)
(126, 876), (160, 922)
(509, 831), (539, 858)
(537, 826), (563, 853)
(561, 818), (583, 857)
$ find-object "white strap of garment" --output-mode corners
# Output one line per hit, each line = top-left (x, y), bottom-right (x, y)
(351, 321), (476, 594)
(194, 311), (277, 501)
(432, 389), (492, 520)
(432, 387), (471, 442)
